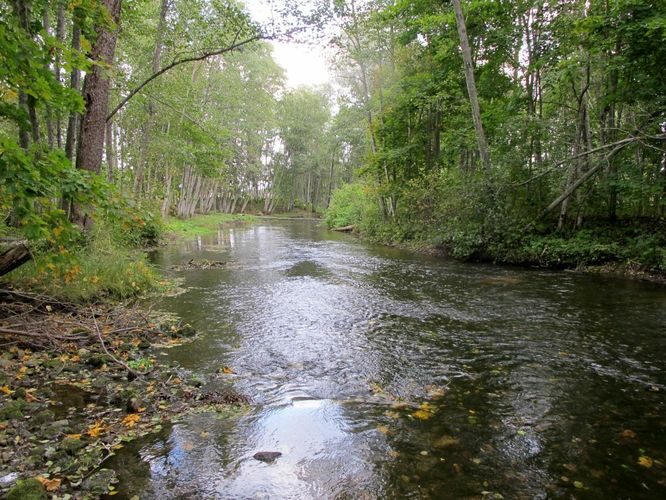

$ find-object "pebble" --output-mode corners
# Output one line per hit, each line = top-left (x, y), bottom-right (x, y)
(0, 472), (19, 487)
(253, 451), (282, 463)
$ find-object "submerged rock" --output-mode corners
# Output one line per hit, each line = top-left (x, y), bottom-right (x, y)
(433, 435), (459, 449)
(82, 468), (117, 495)
(253, 451), (282, 463)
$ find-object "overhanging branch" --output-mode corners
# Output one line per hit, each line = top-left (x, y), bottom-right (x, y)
(106, 32), (265, 122)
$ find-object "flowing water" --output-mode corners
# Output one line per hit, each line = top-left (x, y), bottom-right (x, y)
(110, 221), (666, 499)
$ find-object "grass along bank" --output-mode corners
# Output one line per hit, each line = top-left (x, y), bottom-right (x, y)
(164, 213), (257, 239)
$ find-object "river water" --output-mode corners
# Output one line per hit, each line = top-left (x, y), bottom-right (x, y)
(110, 221), (666, 499)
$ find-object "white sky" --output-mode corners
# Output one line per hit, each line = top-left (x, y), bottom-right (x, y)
(243, 0), (332, 89)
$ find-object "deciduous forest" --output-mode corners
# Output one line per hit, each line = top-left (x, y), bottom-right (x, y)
(0, 0), (665, 498)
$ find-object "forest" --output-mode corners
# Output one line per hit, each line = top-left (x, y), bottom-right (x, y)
(0, 1), (665, 498)
(1, 0), (664, 291)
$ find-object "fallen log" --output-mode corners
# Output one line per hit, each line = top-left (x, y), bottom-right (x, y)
(0, 243), (31, 277)
(331, 225), (354, 232)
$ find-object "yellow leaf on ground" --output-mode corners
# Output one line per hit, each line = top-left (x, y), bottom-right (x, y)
(638, 456), (653, 468)
(377, 426), (390, 434)
(0, 385), (14, 395)
(65, 434), (82, 439)
(37, 477), (61, 492)
(87, 420), (108, 438)
(122, 414), (141, 428)
(221, 366), (235, 375)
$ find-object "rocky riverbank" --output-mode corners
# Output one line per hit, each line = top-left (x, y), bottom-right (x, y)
(0, 287), (247, 499)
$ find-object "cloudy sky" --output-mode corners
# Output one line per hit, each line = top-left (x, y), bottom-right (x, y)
(243, 0), (333, 88)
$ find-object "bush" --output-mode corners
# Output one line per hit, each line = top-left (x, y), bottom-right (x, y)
(102, 203), (163, 248)
(325, 183), (375, 229)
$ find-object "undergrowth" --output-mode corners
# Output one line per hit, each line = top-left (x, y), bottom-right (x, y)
(164, 213), (256, 238)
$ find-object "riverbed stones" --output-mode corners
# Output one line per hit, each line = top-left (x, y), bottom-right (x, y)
(253, 451), (282, 463)
(60, 437), (86, 454)
(433, 435), (459, 449)
(82, 468), (117, 495)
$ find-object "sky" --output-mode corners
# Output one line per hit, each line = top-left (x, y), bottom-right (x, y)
(243, 0), (333, 89)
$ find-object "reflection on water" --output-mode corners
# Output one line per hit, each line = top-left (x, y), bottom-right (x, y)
(112, 221), (666, 499)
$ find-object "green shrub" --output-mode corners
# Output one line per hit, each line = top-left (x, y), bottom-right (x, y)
(325, 183), (375, 229)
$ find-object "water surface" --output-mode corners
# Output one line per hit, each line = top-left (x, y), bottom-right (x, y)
(111, 221), (666, 498)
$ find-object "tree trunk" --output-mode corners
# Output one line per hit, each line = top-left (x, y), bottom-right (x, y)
(105, 121), (117, 182)
(64, 22), (81, 162)
(452, 0), (491, 175)
(73, 0), (122, 227)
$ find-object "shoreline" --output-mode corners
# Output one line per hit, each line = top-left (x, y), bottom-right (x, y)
(0, 288), (246, 498)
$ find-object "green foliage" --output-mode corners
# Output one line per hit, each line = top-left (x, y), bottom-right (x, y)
(164, 213), (256, 238)
(325, 183), (374, 229)
(6, 234), (165, 303)
(102, 203), (164, 248)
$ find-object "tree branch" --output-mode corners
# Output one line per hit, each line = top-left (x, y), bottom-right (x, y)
(106, 32), (264, 122)
(506, 134), (666, 191)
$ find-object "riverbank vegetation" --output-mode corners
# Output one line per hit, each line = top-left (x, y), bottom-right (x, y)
(0, 0), (664, 496)
(323, 0), (666, 276)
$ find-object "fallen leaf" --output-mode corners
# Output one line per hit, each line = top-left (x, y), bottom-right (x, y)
(37, 477), (61, 492)
(426, 386), (446, 398)
(412, 409), (433, 420)
(620, 429), (636, 439)
(65, 434), (82, 440)
(122, 414), (141, 428)
(573, 481), (584, 489)
(86, 420), (108, 438)
(25, 392), (39, 402)
(220, 366), (235, 375)
(0, 385), (14, 396)
(638, 456), (653, 468)
(412, 402), (435, 420)
(377, 425), (390, 434)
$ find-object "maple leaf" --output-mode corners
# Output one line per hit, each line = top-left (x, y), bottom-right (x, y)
(122, 414), (141, 428)
(0, 385), (14, 396)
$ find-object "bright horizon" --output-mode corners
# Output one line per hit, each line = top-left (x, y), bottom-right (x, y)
(244, 0), (333, 89)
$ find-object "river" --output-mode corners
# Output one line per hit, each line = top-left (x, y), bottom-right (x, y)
(109, 220), (666, 499)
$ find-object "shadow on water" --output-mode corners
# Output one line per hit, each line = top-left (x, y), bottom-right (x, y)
(111, 220), (666, 498)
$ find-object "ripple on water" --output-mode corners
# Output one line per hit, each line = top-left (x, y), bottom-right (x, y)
(115, 222), (666, 499)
